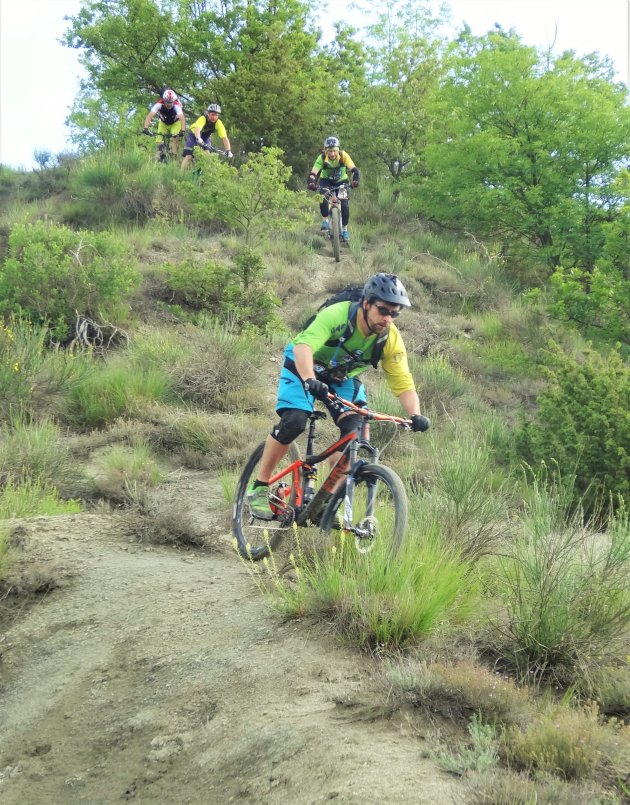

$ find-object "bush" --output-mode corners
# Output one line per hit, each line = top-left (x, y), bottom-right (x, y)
(66, 148), (185, 227)
(180, 146), (309, 245)
(0, 221), (140, 340)
(515, 342), (630, 507)
(164, 248), (278, 331)
(489, 474), (630, 689)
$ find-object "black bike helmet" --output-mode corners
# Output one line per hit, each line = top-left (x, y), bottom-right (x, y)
(324, 136), (340, 149)
(362, 273), (411, 307)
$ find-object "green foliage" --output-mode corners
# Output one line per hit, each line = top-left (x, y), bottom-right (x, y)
(66, 148), (184, 227)
(341, 2), (443, 185)
(180, 147), (308, 245)
(93, 442), (163, 502)
(490, 473), (630, 688)
(0, 221), (140, 340)
(0, 479), (82, 520)
(0, 317), (94, 424)
(505, 703), (630, 786)
(251, 527), (476, 650)
(164, 248), (278, 330)
(430, 713), (499, 775)
(414, 435), (513, 562)
(549, 208), (630, 348)
(417, 31), (630, 274)
(0, 415), (86, 498)
(515, 343), (630, 505)
(166, 315), (268, 414)
(66, 360), (173, 429)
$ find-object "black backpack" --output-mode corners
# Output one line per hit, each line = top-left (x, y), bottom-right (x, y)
(302, 285), (388, 369)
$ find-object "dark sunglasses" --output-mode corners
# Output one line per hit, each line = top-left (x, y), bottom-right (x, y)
(373, 304), (401, 319)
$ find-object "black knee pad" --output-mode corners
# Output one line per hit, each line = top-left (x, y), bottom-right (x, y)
(337, 412), (362, 438)
(271, 409), (309, 445)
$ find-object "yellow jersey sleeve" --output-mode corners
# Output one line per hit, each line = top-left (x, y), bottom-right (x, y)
(380, 324), (416, 396)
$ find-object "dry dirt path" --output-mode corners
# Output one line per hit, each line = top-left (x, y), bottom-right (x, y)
(0, 494), (465, 805)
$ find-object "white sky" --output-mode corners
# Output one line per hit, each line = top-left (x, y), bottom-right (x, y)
(0, 0), (628, 170)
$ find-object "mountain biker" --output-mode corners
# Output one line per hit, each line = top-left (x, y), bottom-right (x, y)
(143, 89), (186, 161)
(307, 136), (360, 242)
(246, 273), (430, 520)
(181, 103), (233, 170)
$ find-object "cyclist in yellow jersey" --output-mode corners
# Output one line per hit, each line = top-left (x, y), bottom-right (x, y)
(307, 136), (360, 241)
(246, 274), (430, 520)
(181, 103), (233, 170)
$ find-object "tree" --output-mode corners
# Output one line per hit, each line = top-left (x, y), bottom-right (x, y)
(62, 0), (337, 172)
(339, 1), (445, 186)
(515, 342), (630, 508)
(414, 29), (630, 274)
(179, 146), (309, 244)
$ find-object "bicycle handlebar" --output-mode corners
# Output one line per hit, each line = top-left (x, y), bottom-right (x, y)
(142, 130), (184, 138)
(327, 393), (412, 427)
(317, 182), (350, 195)
(201, 143), (228, 155)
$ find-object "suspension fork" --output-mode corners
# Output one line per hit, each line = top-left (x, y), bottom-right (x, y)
(343, 420), (380, 526)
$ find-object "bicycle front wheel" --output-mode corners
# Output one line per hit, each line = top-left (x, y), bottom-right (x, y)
(232, 441), (302, 561)
(331, 205), (341, 262)
(319, 464), (408, 554)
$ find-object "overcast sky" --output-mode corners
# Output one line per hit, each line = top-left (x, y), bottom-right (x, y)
(0, 0), (628, 170)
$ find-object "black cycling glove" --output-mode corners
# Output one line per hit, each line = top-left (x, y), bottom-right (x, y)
(410, 414), (430, 433)
(304, 377), (329, 401)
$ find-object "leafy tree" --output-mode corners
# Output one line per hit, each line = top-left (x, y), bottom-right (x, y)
(62, 0), (335, 171)
(548, 173), (630, 347)
(515, 342), (630, 507)
(179, 146), (309, 244)
(339, 1), (444, 186)
(415, 29), (630, 274)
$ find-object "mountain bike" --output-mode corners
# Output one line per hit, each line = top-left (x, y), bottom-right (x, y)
(141, 130), (183, 163)
(233, 394), (412, 561)
(318, 183), (350, 262)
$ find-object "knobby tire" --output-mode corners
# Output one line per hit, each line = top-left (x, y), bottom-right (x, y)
(233, 441), (301, 561)
(319, 463), (408, 553)
(331, 205), (341, 262)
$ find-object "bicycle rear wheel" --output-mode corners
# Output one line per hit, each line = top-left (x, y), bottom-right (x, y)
(232, 441), (302, 561)
(319, 464), (408, 554)
(331, 205), (341, 262)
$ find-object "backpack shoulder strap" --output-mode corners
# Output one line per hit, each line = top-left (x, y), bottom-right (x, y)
(370, 328), (389, 368)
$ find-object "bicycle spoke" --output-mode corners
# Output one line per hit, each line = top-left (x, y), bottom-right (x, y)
(233, 442), (302, 561)
(320, 464), (407, 554)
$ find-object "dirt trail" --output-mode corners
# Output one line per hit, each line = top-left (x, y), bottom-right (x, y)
(0, 480), (464, 805)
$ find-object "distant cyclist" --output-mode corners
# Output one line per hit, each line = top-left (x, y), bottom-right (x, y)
(307, 136), (360, 242)
(181, 103), (233, 170)
(246, 273), (429, 521)
(143, 89), (186, 161)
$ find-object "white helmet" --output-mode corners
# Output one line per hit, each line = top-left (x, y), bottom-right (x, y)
(206, 103), (221, 114)
(162, 89), (177, 104)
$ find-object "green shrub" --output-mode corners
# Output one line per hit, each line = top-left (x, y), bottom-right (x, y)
(515, 342), (630, 506)
(0, 221), (140, 340)
(180, 146), (309, 245)
(66, 148), (185, 227)
(0, 415), (86, 498)
(251, 528), (477, 650)
(66, 360), (173, 429)
(505, 703), (630, 786)
(164, 248), (278, 331)
(0, 478), (82, 519)
(0, 316), (94, 424)
(489, 475), (630, 688)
